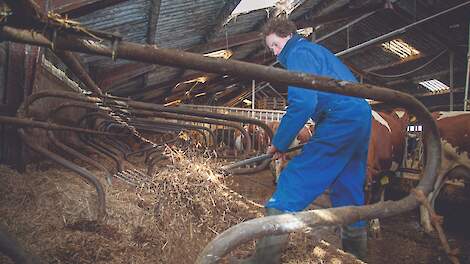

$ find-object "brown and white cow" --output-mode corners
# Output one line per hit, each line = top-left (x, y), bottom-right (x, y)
(420, 111), (470, 232)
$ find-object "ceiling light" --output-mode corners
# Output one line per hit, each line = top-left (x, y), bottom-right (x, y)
(419, 79), (449, 93)
(381, 39), (420, 59)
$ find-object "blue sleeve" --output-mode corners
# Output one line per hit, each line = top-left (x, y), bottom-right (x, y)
(272, 48), (322, 152)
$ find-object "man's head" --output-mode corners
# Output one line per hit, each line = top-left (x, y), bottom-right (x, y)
(262, 18), (297, 56)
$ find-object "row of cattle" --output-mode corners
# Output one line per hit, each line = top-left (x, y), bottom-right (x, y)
(229, 110), (470, 233)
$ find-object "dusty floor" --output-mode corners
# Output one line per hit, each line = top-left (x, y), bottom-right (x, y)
(0, 154), (469, 264)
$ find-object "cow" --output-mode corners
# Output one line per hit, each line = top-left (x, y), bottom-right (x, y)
(420, 111), (470, 232)
(267, 121), (315, 180)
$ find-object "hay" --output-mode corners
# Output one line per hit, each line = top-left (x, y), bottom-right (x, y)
(0, 146), (261, 264)
(0, 144), (355, 263)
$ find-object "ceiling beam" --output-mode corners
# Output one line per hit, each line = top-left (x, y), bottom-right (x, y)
(385, 69), (462, 86)
(190, 31), (262, 53)
(52, 0), (129, 18)
(146, 0), (161, 45)
(204, 0), (242, 42)
(93, 63), (156, 91)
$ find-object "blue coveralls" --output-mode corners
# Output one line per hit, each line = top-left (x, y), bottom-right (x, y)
(266, 34), (371, 227)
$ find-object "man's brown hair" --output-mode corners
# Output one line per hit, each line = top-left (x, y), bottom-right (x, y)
(262, 18), (297, 38)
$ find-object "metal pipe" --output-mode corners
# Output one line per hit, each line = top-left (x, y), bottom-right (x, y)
(465, 22), (470, 111)
(131, 118), (215, 147)
(47, 131), (113, 184)
(0, 115), (123, 136)
(19, 128), (106, 222)
(131, 109), (252, 154)
(19, 90), (273, 142)
(315, 11), (376, 43)
(449, 51), (454, 111)
(335, 2), (470, 57)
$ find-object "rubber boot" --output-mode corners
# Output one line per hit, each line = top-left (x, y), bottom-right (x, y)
(236, 208), (289, 264)
(341, 225), (368, 261)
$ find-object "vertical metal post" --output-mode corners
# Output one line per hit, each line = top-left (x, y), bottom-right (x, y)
(449, 51), (454, 111)
(465, 23), (470, 111)
(251, 80), (255, 117)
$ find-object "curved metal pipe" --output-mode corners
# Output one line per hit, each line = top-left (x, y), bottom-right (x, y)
(77, 113), (124, 172)
(131, 118), (216, 147)
(18, 90), (273, 143)
(47, 131), (113, 184)
(19, 128), (106, 222)
(132, 109), (252, 155)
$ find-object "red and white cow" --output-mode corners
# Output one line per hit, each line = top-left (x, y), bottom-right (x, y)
(420, 111), (470, 232)
(267, 121), (315, 180)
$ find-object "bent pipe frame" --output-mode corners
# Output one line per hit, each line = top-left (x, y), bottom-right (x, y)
(1, 25), (443, 261)
(17, 89), (273, 142)
(0, 224), (40, 264)
(130, 118), (216, 148)
(47, 131), (113, 184)
(129, 123), (202, 147)
(77, 113), (124, 172)
(47, 102), (117, 178)
(19, 128), (106, 222)
(96, 120), (131, 157)
(77, 113), (125, 172)
(131, 109), (252, 155)
(0, 115), (123, 137)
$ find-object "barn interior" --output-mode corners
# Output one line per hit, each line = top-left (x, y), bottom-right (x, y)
(0, 0), (469, 263)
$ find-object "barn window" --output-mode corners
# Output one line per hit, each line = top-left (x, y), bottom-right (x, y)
(381, 39), (420, 59)
(419, 79), (449, 93)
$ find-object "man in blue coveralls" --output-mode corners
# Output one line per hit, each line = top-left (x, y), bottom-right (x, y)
(239, 18), (372, 263)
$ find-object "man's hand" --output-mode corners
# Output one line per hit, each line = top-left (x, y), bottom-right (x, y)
(267, 145), (287, 161)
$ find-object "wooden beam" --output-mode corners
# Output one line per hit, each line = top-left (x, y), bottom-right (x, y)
(93, 63), (156, 91)
(146, 0), (161, 45)
(204, 0), (242, 42)
(190, 31), (262, 53)
(52, 0), (129, 18)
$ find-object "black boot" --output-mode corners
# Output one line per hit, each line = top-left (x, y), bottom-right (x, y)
(341, 225), (368, 261)
(235, 208), (289, 264)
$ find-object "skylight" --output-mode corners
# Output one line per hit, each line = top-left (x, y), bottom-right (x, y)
(231, 0), (278, 15)
(419, 79), (450, 93)
(381, 39), (420, 59)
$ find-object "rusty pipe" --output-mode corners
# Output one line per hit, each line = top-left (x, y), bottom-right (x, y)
(0, 115), (124, 136)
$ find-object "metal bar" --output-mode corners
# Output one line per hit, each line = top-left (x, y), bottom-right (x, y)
(335, 1), (470, 57)
(449, 51), (454, 111)
(315, 11), (376, 43)
(465, 22), (470, 111)
(0, 115), (124, 136)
